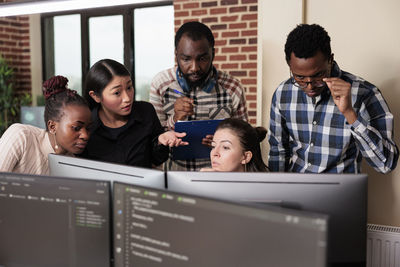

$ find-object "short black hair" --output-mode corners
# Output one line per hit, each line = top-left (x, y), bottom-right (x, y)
(175, 21), (215, 49)
(84, 59), (131, 110)
(284, 24), (331, 63)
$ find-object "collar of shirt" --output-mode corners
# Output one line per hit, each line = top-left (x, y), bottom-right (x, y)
(176, 66), (218, 93)
(90, 102), (145, 134)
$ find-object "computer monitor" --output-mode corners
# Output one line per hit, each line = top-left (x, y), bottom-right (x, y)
(113, 181), (328, 267)
(49, 154), (165, 189)
(166, 171), (367, 266)
(0, 172), (111, 267)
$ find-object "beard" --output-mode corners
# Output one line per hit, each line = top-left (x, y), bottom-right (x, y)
(178, 63), (212, 88)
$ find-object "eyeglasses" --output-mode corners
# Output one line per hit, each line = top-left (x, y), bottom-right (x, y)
(290, 70), (328, 89)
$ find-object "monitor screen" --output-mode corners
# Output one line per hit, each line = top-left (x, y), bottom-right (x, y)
(49, 154), (165, 189)
(113, 181), (328, 267)
(166, 171), (367, 266)
(0, 172), (111, 267)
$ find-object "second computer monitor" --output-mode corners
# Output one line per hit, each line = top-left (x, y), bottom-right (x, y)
(166, 171), (367, 266)
(113, 181), (328, 267)
(49, 154), (165, 189)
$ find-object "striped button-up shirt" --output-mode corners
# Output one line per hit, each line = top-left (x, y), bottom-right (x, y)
(150, 66), (248, 171)
(268, 62), (398, 173)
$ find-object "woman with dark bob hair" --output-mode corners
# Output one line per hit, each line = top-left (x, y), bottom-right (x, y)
(81, 59), (187, 168)
(0, 75), (91, 175)
(201, 118), (269, 172)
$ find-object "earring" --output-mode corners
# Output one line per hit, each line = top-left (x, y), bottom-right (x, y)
(52, 131), (59, 151)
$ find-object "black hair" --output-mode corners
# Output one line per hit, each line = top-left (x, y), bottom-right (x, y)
(215, 118), (269, 172)
(42, 75), (88, 131)
(84, 59), (131, 110)
(175, 21), (215, 49)
(284, 24), (331, 63)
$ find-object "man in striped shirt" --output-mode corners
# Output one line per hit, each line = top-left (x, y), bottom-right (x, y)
(150, 21), (248, 171)
(268, 24), (398, 173)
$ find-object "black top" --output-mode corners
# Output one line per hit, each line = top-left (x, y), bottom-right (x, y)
(81, 101), (169, 168)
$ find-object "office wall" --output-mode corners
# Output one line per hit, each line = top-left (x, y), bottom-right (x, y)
(259, 0), (400, 226)
(0, 14), (31, 94)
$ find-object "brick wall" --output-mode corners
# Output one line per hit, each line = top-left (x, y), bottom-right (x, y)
(174, 0), (258, 125)
(0, 13), (31, 94)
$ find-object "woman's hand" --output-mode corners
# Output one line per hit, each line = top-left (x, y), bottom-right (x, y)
(158, 131), (189, 147)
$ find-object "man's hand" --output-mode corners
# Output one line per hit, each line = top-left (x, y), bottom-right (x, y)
(323, 77), (357, 124)
(202, 134), (213, 148)
(173, 96), (195, 122)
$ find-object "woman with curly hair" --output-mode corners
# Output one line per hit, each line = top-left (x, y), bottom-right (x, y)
(0, 75), (91, 175)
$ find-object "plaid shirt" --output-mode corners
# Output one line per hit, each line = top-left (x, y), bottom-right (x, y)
(150, 66), (248, 171)
(268, 62), (398, 173)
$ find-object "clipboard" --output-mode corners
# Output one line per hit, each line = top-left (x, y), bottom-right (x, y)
(172, 119), (223, 160)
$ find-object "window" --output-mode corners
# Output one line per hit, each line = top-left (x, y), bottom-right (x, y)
(42, 2), (174, 100)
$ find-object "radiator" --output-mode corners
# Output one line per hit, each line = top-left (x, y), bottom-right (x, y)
(367, 223), (400, 267)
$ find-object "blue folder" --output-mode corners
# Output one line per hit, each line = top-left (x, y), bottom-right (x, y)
(172, 119), (223, 160)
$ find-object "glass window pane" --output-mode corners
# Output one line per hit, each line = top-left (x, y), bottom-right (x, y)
(53, 14), (82, 94)
(89, 15), (124, 67)
(134, 6), (174, 101)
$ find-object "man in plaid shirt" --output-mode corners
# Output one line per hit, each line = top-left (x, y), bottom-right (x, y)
(268, 24), (398, 173)
(150, 21), (248, 171)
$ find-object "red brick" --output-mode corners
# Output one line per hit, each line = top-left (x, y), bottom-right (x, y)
(229, 38), (246, 45)
(202, 17), (218, 23)
(202, 1), (218, 7)
(174, 2), (181, 10)
(242, 30), (257, 37)
(175, 11), (190, 17)
(249, 102), (257, 108)
(241, 78), (256, 85)
(0, 33), (10, 38)
(242, 62), (257, 68)
(242, 0), (257, 3)
(210, 7), (227, 15)
(183, 18), (198, 24)
(214, 55), (227, 61)
(248, 110), (256, 116)
(249, 37), (257, 44)
(215, 39), (227, 46)
(183, 2), (200, 9)
(221, 15), (238, 22)
(249, 70), (257, 77)
(192, 9), (207, 16)
(211, 24), (227, 31)
(229, 71), (247, 77)
(221, 0), (238, 5)
(222, 63), (239, 69)
(246, 95), (257, 100)
(242, 14), (257, 21)
(249, 5), (258, 12)
(241, 46), (257, 52)
(5, 28), (18, 33)
(250, 21), (257, 28)
(249, 54), (257, 60)
(222, 31), (239, 38)
(175, 19), (182, 26)
(229, 6), (247, 13)
(230, 54), (246, 61)
(4, 40), (16, 46)
(221, 47), (239, 53)
(229, 22), (247, 29)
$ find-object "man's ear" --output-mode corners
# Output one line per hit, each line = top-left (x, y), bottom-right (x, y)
(241, 151), (253, 165)
(47, 120), (57, 134)
(89, 91), (101, 103)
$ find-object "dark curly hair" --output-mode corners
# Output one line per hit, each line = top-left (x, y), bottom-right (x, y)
(175, 21), (215, 49)
(215, 118), (269, 172)
(42, 75), (88, 131)
(284, 24), (331, 63)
